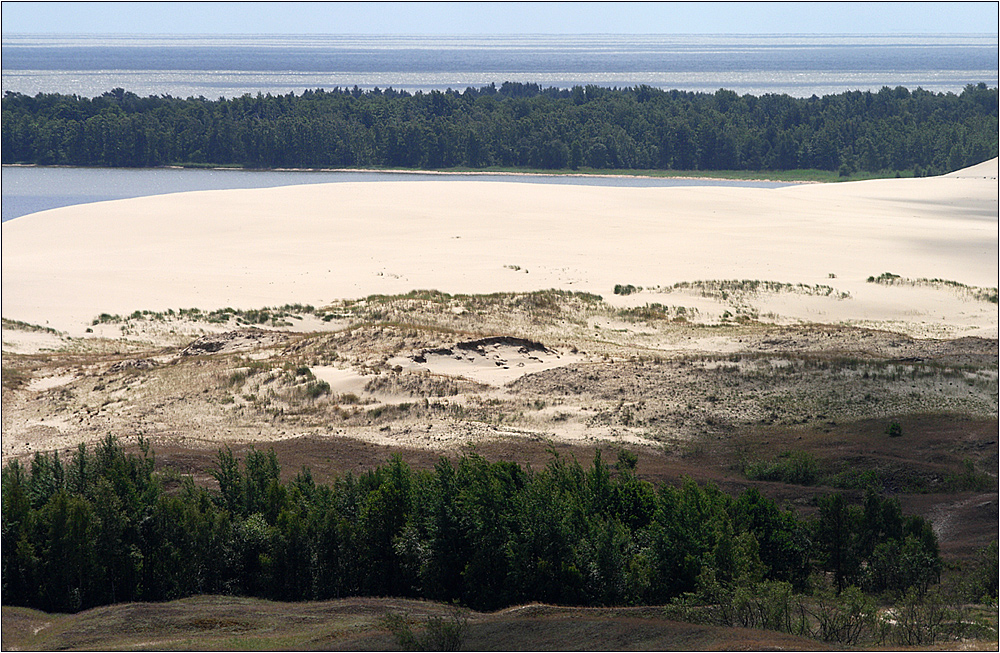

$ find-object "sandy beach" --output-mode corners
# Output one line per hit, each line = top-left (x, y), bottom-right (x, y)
(2, 159), (997, 339)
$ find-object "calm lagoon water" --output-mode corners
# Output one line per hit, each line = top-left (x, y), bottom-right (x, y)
(1, 166), (792, 222)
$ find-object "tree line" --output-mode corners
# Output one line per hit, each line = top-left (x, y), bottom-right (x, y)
(2, 82), (996, 174)
(2, 435), (960, 616)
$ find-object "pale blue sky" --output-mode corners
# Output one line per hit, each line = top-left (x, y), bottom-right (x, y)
(1, 1), (997, 34)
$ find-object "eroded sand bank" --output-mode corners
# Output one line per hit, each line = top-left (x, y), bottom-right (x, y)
(3, 159), (996, 337)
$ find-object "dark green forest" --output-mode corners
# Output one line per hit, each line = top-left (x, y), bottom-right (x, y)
(2, 82), (997, 174)
(3, 435), (972, 619)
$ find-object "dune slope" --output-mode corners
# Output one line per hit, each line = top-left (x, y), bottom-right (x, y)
(2, 161), (997, 338)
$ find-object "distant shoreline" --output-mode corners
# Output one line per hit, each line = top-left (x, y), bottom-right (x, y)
(1, 163), (824, 185)
(273, 167), (819, 184)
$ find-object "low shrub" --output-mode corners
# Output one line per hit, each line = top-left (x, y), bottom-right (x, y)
(304, 380), (331, 399)
(743, 451), (819, 485)
(614, 283), (641, 296)
(385, 610), (468, 652)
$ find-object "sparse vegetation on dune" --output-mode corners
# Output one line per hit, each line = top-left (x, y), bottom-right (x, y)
(657, 279), (852, 301)
(91, 303), (319, 328)
(1, 318), (62, 335)
(66, 274), (994, 349)
(867, 273), (999, 303)
(615, 303), (700, 323)
(4, 289), (996, 462)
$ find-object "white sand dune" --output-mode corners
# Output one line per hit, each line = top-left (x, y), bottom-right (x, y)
(3, 160), (997, 338)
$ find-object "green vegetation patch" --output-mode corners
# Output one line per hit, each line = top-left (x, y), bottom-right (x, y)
(3, 436), (996, 649)
(743, 450), (819, 485)
(2, 437), (957, 619)
(743, 449), (996, 494)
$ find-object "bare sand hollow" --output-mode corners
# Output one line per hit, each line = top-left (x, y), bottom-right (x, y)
(2, 159), (997, 338)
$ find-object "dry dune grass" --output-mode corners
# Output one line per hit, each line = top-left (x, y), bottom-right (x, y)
(1, 596), (834, 651)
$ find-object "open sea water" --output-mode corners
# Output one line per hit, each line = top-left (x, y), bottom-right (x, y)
(2, 33), (997, 99)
